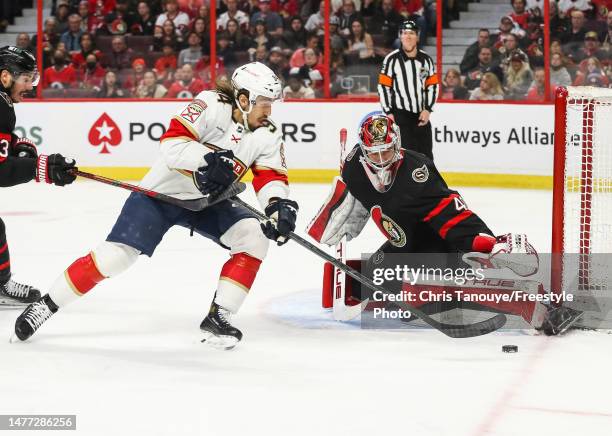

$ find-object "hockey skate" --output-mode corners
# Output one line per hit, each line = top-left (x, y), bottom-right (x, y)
(200, 302), (243, 350)
(0, 276), (41, 307)
(13, 294), (58, 341)
(540, 306), (583, 336)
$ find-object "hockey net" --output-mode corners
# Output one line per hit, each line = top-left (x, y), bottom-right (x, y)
(552, 87), (612, 324)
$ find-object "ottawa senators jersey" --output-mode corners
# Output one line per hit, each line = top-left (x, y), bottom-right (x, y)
(0, 91), (36, 187)
(139, 90), (289, 207)
(341, 146), (493, 252)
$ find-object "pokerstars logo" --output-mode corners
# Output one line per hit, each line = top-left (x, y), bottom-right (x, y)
(88, 112), (122, 154)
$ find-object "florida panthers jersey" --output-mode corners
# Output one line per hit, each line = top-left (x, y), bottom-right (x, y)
(139, 90), (289, 207)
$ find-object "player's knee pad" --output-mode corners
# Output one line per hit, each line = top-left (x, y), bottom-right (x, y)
(220, 218), (269, 261)
(92, 241), (141, 278)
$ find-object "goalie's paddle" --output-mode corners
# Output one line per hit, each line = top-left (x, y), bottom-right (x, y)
(232, 196), (507, 338)
(71, 169), (246, 211)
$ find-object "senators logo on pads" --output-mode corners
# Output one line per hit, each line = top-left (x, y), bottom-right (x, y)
(371, 205), (406, 247)
(180, 100), (207, 124)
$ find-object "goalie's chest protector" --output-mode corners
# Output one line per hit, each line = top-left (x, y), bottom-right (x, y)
(342, 147), (457, 247)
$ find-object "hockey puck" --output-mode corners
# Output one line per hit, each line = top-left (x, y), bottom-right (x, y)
(502, 345), (518, 353)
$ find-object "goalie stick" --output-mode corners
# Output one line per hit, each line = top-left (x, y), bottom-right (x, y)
(71, 170), (246, 211)
(231, 196), (507, 338)
(334, 128), (368, 321)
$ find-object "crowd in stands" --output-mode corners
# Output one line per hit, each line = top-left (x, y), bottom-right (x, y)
(443, 0), (611, 101)
(20, 0), (435, 99)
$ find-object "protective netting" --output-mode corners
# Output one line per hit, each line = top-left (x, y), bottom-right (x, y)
(560, 87), (612, 327)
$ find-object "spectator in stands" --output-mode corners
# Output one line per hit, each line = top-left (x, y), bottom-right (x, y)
(71, 33), (102, 69)
(346, 18), (375, 63)
(251, 0), (284, 37)
(124, 57), (147, 92)
(492, 16), (524, 50)
(573, 56), (610, 86)
(253, 45), (268, 62)
(441, 68), (469, 99)
(526, 67), (545, 100)
(283, 68), (316, 98)
(557, 0), (592, 16)
(393, 0), (426, 45)
(43, 48), (77, 89)
(295, 48), (324, 95)
(16, 33), (31, 50)
(55, 1), (71, 34)
(266, 46), (288, 78)
(604, 10), (612, 50)
(329, 16), (347, 52)
(133, 1), (156, 35)
(498, 33), (522, 69)
(34, 17), (60, 69)
(524, 15), (544, 66)
(464, 46), (503, 90)
(178, 31), (203, 67)
(76, 52), (106, 90)
(226, 18), (251, 50)
(504, 51), (533, 99)
(460, 29), (493, 74)
(289, 34), (321, 67)
(217, 32), (237, 66)
(60, 14), (84, 53)
(154, 19), (182, 50)
(195, 4), (210, 22)
(218, 0), (250, 32)
(135, 70), (168, 98)
(96, 70), (127, 98)
(100, 0), (136, 35)
(278, 0), (300, 19)
(154, 43), (178, 85)
(337, 0), (362, 37)
(370, 0), (403, 48)
(470, 72), (504, 100)
(551, 52), (573, 88)
(305, 1), (325, 35)
(560, 10), (588, 57)
(250, 19), (277, 50)
(166, 63), (205, 97)
(281, 16), (307, 52)
(108, 35), (135, 70)
(78, 1), (93, 33)
(156, 0), (190, 34)
(574, 31), (608, 63)
(509, 0), (531, 30)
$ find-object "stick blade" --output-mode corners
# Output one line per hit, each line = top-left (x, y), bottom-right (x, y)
(333, 298), (369, 321)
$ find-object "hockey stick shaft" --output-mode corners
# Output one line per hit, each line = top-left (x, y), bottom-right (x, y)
(232, 197), (507, 338)
(71, 170), (245, 211)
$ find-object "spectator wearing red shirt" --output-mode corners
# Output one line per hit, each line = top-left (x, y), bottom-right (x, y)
(509, 0), (531, 30)
(526, 67), (545, 100)
(124, 58), (148, 93)
(76, 53), (106, 90)
(393, 0), (426, 45)
(71, 33), (103, 69)
(43, 48), (77, 89)
(166, 64), (206, 98)
(154, 43), (178, 86)
(294, 48), (325, 96)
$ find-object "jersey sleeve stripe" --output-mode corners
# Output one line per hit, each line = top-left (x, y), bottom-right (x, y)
(425, 74), (439, 87)
(439, 210), (473, 238)
(378, 73), (393, 87)
(160, 118), (199, 143)
(251, 168), (288, 193)
(422, 194), (459, 222)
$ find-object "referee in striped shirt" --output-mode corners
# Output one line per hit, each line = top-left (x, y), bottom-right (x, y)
(377, 20), (439, 160)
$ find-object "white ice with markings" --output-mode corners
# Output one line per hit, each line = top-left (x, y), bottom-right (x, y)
(0, 182), (611, 436)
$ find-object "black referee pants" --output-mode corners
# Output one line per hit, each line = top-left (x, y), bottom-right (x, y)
(392, 110), (434, 160)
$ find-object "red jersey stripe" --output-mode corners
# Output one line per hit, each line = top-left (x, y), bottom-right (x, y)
(422, 194), (459, 222)
(251, 167), (288, 193)
(439, 210), (473, 239)
(160, 118), (198, 143)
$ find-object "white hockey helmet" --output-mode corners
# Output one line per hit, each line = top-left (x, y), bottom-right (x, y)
(231, 62), (282, 129)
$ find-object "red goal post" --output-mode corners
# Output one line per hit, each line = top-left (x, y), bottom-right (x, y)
(552, 86), (612, 298)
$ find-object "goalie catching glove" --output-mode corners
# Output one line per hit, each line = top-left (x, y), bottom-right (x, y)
(261, 198), (299, 246)
(306, 176), (369, 246)
(463, 233), (539, 277)
(193, 150), (237, 197)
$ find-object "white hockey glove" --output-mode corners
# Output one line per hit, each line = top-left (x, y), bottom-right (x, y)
(306, 176), (369, 246)
(462, 233), (539, 277)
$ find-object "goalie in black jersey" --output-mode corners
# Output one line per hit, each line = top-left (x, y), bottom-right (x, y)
(0, 46), (77, 306)
(307, 114), (580, 335)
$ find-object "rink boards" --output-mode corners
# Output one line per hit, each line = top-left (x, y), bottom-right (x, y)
(16, 101), (554, 188)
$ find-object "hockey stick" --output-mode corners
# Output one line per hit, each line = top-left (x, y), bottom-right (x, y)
(231, 196), (507, 338)
(71, 169), (246, 211)
(333, 128), (368, 321)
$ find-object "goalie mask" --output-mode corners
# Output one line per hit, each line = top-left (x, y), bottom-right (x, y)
(358, 114), (403, 192)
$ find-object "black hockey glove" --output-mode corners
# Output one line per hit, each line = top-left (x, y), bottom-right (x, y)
(261, 199), (299, 246)
(35, 154), (77, 186)
(193, 150), (237, 197)
(10, 137), (37, 158)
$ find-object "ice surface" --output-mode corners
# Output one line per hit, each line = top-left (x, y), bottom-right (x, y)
(1, 182), (611, 436)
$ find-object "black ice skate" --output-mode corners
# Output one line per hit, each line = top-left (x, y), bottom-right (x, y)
(0, 276), (41, 306)
(200, 302), (243, 350)
(13, 294), (58, 341)
(540, 306), (583, 336)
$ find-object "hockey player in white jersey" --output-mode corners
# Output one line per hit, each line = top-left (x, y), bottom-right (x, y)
(14, 62), (298, 349)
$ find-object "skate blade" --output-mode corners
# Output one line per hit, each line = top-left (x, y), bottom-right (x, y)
(9, 334), (21, 344)
(0, 298), (30, 308)
(200, 332), (239, 350)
